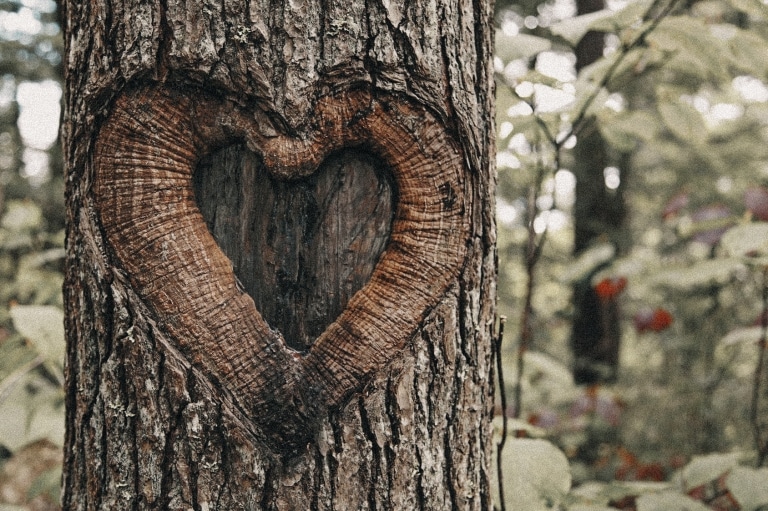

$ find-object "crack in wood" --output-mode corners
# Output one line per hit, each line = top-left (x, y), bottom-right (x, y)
(93, 82), (470, 454)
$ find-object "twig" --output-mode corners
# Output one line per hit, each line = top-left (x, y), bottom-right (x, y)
(752, 266), (768, 467)
(495, 316), (508, 511)
(513, 154), (550, 417)
(570, 0), (684, 138)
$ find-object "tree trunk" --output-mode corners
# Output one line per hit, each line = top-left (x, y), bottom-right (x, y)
(570, 0), (627, 385)
(60, 0), (496, 509)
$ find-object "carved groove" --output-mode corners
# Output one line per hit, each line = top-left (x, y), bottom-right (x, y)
(93, 84), (469, 451)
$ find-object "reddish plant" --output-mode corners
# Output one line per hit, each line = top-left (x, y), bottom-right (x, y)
(662, 191), (690, 219)
(691, 204), (732, 246)
(594, 276), (628, 301)
(634, 307), (673, 333)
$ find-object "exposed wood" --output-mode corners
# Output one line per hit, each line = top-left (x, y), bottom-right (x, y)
(195, 145), (394, 351)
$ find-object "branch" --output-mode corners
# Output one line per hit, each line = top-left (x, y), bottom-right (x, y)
(570, 0), (684, 138)
(752, 266), (768, 467)
(495, 316), (509, 511)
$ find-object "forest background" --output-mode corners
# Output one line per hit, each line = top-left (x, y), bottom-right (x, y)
(1, 0), (768, 509)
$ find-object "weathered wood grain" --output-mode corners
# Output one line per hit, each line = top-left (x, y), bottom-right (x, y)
(93, 84), (469, 450)
(195, 145), (394, 352)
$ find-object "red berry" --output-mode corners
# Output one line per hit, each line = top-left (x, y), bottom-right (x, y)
(636, 463), (666, 482)
(634, 307), (673, 333)
(594, 277), (627, 301)
(650, 308), (673, 332)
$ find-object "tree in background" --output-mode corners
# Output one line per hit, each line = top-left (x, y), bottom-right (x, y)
(569, 0), (628, 386)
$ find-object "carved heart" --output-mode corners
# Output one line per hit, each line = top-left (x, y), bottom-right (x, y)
(93, 84), (469, 450)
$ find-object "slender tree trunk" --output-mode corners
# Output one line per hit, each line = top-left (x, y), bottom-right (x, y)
(570, 0), (627, 384)
(61, 0), (496, 509)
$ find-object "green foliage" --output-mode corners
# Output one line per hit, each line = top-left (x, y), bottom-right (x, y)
(494, 0), (768, 507)
(0, 199), (65, 509)
(494, 438), (768, 510)
(493, 437), (573, 510)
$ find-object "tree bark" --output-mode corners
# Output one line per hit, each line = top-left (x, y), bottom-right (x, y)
(61, 0), (496, 509)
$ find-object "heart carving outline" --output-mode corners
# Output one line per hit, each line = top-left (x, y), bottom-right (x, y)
(93, 83), (469, 450)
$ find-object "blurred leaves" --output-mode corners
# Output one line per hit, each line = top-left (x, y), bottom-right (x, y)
(495, 0), (768, 507)
(727, 466), (768, 510)
(650, 258), (745, 291)
(680, 452), (741, 490)
(549, 0), (653, 46)
(493, 438), (572, 510)
(496, 32), (553, 61)
(9, 305), (64, 380)
(0, 1), (65, 500)
(721, 222), (768, 262)
(721, 326), (764, 347)
(636, 492), (711, 511)
(0, 439), (62, 510)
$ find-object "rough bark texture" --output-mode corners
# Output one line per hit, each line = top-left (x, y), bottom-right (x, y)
(61, 0), (496, 508)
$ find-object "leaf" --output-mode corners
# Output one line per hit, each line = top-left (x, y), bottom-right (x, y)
(721, 223), (768, 261)
(560, 243), (615, 283)
(493, 438), (571, 510)
(0, 371), (64, 450)
(658, 101), (706, 145)
(727, 466), (768, 510)
(550, 10), (616, 46)
(729, 30), (768, 77)
(590, 0), (655, 32)
(9, 305), (65, 377)
(598, 109), (661, 151)
(721, 326), (764, 346)
(524, 352), (576, 389)
(27, 465), (62, 503)
(0, 200), (43, 232)
(25, 387), (65, 446)
(550, 0), (653, 46)
(681, 452), (741, 489)
(19, 248), (66, 269)
(0, 505), (28, 511)
(726, 0), (768, 20)
(496, 33), (552, 62)
(636, 491), (711, 511)
(647, 16), (732, 83)
(651, 258), (744, 291)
